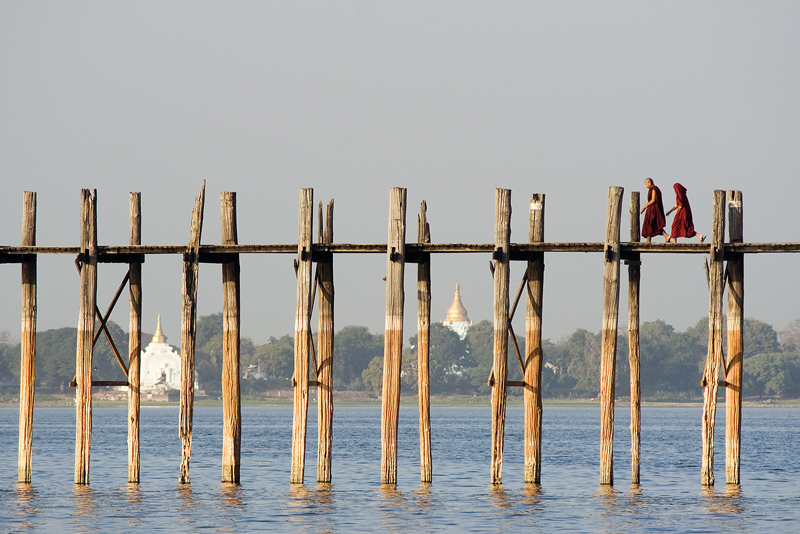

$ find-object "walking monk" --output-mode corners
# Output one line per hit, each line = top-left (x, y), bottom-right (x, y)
(639, 177), (670, 243)
(666, 183), (705, 243)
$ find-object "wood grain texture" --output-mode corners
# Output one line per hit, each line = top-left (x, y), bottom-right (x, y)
(702, 190), (726, 486)
(317, 200), (334, 483)
(524, 193), (544, 484)
(18, 192), (36, 483)
(599, 187), (623, 486)
(490, 189), (511, 485)
(627, 191), (642, 485)
(221, 192), (241, 484)
(381, 188), (406, 485)
(179, 182), (205, 484)
(127, 193), (142, 483)
(291, 189), (314, 484)
(417, 201), (432, 484)
(725, 190), (743, 484)
(75, 189), (97, 485)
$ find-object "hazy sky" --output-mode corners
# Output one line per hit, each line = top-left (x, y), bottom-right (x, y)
(1, 1), (799, 348)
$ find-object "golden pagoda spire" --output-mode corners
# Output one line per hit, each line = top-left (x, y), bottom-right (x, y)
(152, 314), (166, 344)
(444, 283), (470, 324)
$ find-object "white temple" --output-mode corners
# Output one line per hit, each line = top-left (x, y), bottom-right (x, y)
(442, 283), (472, 339)
(141, 316), (188, 392)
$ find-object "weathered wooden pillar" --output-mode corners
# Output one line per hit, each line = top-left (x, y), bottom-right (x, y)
(417, 201), (432, 484)
(128, 192), (142, 483)
(490, 188), (511, 485)
(725, 190), (744, 484)
(317, 200), (334, 483)
(599, 186), (623, 486)
(702, 189), (726, 486)
(18, 191), (37, 484)
(381, 187), (406, 485)
(627, 191), (642, 485)
(75, 189), (97, 485)
(221, 192), (241, 484)
(179, 182), (205, 484)
(291, 188), (314, 484)
(524, 193), (544, 484)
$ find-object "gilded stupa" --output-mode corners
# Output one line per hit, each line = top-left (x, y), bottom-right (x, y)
(442, 283), (472, 339)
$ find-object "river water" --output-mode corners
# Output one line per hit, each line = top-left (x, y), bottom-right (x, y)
(0, 405), (797, 532)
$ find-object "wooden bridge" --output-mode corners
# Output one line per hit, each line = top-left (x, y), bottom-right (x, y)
(4, 184), (799, 488)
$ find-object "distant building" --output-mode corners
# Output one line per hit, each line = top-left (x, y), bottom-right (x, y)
(141, 316), (198, 392)
(442, 283), (472, 339)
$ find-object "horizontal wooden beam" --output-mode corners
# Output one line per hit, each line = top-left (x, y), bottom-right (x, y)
(1, 241), (800, 258)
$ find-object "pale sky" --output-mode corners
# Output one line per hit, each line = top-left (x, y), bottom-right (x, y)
(1, 1), (799, 347)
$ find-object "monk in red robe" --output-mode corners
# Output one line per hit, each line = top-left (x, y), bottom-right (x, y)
(639, 177), (670, 243)
(666, 183), (705, 243)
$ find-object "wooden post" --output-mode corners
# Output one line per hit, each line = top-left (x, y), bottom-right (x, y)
(417, 201), (432, 484)
(702, 190), (726, 486)
(317, 200), (334, 483)
(490, 188), (511, 485)
(18, 191), (36, 484)
(291, 188), (314, 484)
(128, 192), (142, 483)
(627, 191), (642, 485)
(179, 182), (205, 484)
(381, 187), (406, 485)
(75, 189), (97, 485)
(524, 193), (545, 484)
(725, 190), (744, 484)
(221, 192), (241, 484)
(599, 186), (623, 486)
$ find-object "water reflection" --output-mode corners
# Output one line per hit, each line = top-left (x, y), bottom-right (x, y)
(700, 484), (744, 514)
(219, 482), (244, 509)
(124, 483), (143, 529)
(126, 482), (142, 505)
(71, 485), (99, 532)
(14, 483), (39, 529)
(489, 484), (511, 509)
(522, 483), (543, 505)
(413, 483), (433, 508)
(595, 484), (620, 516)
(377, 484), (410, 532)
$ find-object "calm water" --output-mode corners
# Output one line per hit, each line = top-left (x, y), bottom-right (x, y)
(0, 405), (798, 532)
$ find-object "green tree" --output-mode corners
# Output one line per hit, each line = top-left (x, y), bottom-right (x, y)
(464, 320), (494, 394)
(744, 318), (780, 355)
(334, 326), (383, 389)
(252, 335), (294, 380)
(362, 356), (383, 394)
(405, 323), (472, 394)
(745, 352), (800, 397)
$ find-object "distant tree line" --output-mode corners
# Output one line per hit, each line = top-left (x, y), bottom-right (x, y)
(2, 314), (800, 400)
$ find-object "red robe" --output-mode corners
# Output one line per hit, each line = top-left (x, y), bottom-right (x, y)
(642, 185), (666, 238)
(670, 183), (696, 238)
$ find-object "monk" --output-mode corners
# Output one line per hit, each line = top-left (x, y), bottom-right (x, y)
(639, 177), (670, 243)
(666, 183), (705, 243)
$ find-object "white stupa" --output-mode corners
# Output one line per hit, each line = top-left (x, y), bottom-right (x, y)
(442, 283), (473, 339)
(141, 315), (183, 391)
